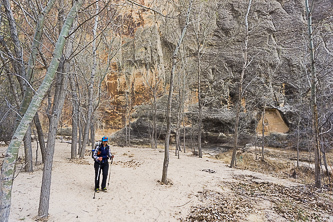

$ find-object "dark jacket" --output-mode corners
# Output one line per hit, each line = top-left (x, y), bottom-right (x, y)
(93, 144), (112, 163)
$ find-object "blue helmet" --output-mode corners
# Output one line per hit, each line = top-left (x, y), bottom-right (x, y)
(102, 136), (108, 142)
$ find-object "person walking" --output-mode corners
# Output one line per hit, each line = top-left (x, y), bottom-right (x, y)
(93, 136), (113, 193)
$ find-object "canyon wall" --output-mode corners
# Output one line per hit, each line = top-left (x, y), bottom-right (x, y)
(99, 0), (333, 149)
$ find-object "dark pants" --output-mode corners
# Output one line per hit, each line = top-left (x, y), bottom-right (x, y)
(94, 161), (109, 189)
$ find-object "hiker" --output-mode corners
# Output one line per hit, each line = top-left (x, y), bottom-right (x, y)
(93, 136), (113, 193)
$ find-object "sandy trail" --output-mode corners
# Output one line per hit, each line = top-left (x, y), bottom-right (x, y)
(9, 141), (299, 222)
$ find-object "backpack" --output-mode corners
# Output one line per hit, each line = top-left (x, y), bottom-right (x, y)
(92, 141), (101, 159)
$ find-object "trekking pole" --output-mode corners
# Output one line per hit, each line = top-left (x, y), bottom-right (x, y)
(107, 157), (113, 187)
(93, 164), (101, 199)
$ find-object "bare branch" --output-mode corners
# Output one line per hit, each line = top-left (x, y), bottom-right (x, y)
(126, 0), (177, 19)
(319, 122), (332, 136)
(67, 0), (111, 38)
(11, 73), (37, 94)
(4, 98), (22, 120)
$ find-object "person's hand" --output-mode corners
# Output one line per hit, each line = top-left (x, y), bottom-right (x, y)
(111, 155), (114, 159)
(98, 157), (103, 161)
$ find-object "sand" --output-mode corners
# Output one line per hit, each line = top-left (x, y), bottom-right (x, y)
(9, 141), (299, 222)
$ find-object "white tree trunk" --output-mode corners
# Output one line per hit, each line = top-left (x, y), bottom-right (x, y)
(4, 0), (57, 173)
(0, 1), (84, 220)
(38, 57), (68, 218)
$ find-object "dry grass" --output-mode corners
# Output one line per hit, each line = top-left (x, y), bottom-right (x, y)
(212, 147), (333, 186)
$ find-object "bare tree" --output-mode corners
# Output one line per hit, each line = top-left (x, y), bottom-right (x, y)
(190, 0), (217, 158)
(0, 1), (84, 220)
(140, 64), (160, 149)
(80, 0), (100, 158)
(39, 57), (68, 218)
(230, 0), (253, 168)
(162, 0), (193, 185)
(174, 52), (186, 158)
(305, 0), (321, 188)
(38, 0), (80, 217)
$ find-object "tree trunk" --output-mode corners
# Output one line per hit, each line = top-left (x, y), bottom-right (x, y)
(129, 90), (132, 146)
(2, 0), (26, 90)
(38, 5), (71, 211)
(0, 0), (83, 222)
(0, 1), (83, 220)
(34, 113), (46, 163)
(64, 19), (78, 159)
(230, 0), (252, 168)
(125, 89), (132, 146)
(3, 0), (28, 174)
(322, 150), (329, 178)
(197, 50), (202, 158)
(4, 66), (20, 108)
(162, 0), (193, 184)
(183, 120), (186, 153)
(86, 121), (90, 146)
(148, 110), (153, 148)
(190, 119), (194, 152)
(70, 74), (78, 159)
(23, 125), (33, 172)
(255, 130), (258, 160)
(17, 0), (57, 121)
(32, 129), (39, 165)
(175, 75), (182, 157)
(305, 0), (321, 188)
(162, 55), (175, 184)
(153, 88), (157, 149)
(321, 142), (328, 178)
(90, 117), (95, 150)
(175, 109), (181, 158)
(182, 65), (186, 153)
(38, 55), (68, 218)
(296, 114), (301, 168)
(261, 105), (266, 161)
(78, 116), (83, 155)
(230, 103), (241, 167)
(3, 0), (56, 174)
(80, 0), (99, 158)
(150, 106), (154, 149)
(125, 91), (129, 146)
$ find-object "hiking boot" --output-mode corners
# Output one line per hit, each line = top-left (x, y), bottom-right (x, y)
(102, 188), (107, 192)
(95, 188), (99, 193)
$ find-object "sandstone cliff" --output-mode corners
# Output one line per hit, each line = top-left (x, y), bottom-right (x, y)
(102, 0), (333, 149)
